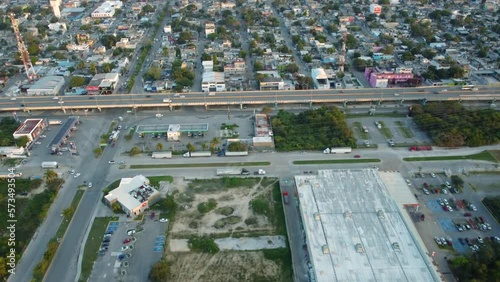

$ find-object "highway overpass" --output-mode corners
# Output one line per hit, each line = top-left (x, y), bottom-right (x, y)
(2, 86), (499, 112)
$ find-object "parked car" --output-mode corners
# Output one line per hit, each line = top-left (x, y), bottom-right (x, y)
(88, 182), (92, 188)
(123, 238), (131, 244)
(151, 212), (155, 219)
(74, 173), (81, 178)
(120, 246), (129, 251)
(430, 173), (436, 178)
(108, 160), (115, 164)
(160, 218), (168, 223)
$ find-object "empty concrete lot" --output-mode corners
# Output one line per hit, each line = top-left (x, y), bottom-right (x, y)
(89, 214), (168, 281)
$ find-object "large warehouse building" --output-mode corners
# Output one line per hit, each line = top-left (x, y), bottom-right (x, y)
(295, 169), (439, 282)
(26, 76), (65, 96)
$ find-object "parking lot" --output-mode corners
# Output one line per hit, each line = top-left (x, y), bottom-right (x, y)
(120, 111), (257, 155)
(408, 171), (500, 255)
(89, 213), (168, 281)
(347, 116), (432, 147)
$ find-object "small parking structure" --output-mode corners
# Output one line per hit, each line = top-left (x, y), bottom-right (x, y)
(154, 235), (165, 253)
(437, 218), (456, 232)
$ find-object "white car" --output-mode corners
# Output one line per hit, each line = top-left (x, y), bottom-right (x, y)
(120, 246), (129, 251)
(160, 218), (168, 223)
(40, 135), (47, 138)
(35, 141), (42, 145)
(74, 173), (81, 178)
(88, 182), (93, 188)
(10, 97), (17, 101)
(108, 160), (115, 164)
(430, 173), (436, 178)
(70, 169), (75, 175)
(53, 96), (59, 100)
(127, 230), (136, 236)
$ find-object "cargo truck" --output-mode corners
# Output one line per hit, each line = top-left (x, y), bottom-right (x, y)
(152, 152), (172, 159)
(41, 161), (59, 169)
(183, 151), (211, 158)
(216, 168), (250, 176)
(254, 169), (266, 175)
(163, 99), (171, 103)
(323, 147), (352, 154)
(48, 119), (62, 125)
(224, 151), (249, 156)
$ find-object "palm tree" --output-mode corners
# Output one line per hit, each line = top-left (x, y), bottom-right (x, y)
(201, 142), (208, 151)
(44, 170), (58, 183)
(186, 143), (196, 152)
(156, 143), (163, 151)
(209, 137), (220, 151)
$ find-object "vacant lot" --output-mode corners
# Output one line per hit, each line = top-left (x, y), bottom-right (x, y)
(164, 177), (291, 281)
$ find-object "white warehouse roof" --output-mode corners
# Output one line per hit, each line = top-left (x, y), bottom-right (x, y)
(27, 76), (65, 95)
(295, 169), (438, 282)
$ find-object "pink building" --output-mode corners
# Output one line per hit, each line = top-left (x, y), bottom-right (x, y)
(364, 67), (414, 88)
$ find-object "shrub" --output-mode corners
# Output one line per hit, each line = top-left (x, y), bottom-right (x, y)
(197, 199), (217, 214)
(187, 236), (219, 253)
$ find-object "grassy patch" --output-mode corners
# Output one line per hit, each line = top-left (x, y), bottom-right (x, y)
(377, 121), (393, 139)
(130, 162), (271, 169)
(188, 177), (260, 192)
(488, 150), (500, 162)
(148, 175), (173, 187)
(55, 189), (85, 239)
(347, 112), (406, 118)
(395, 121), (414, 138)
(293, 159), (381, 165)
(403, 151), (498, 163)
(215, 207), (234, 216)
(262, 248), (293, 281)
(353, 121), (370, 139)
(79, 216), (119, 282)
(213, 216), (241, 229)
(272, 183), (287, 236)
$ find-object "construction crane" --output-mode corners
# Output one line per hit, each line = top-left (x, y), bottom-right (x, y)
(9, 13), (38, 82)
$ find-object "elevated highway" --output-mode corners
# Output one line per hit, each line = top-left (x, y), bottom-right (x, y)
(2, 86), (499, 112)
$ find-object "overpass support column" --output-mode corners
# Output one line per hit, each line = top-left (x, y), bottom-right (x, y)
(376, 100), (381, 107)
(62, 108), (67, 114)
(309, 101), (313, 108)
(240, 103), (243, 110)
(274, 102), (278, 109)
(343, 101), (347, 108)
(399, 99), (405, 106)
(169, 105), (173, 111)
(205, 104), (208, 111)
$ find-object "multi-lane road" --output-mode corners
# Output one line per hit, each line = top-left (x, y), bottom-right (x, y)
(2, 86), (499, 112)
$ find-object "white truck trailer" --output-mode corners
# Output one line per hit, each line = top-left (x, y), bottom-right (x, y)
(323, 147), (352, 154)
(152, 152), (172, 159)
(48, 119), (62, 125)
(216, 168), (250, 176)
(183, 151), (212, 158)
(224, 151), (249, 156)
(41, 161), (59, 169)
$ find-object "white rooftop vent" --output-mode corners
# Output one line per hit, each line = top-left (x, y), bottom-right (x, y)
(355, 243), (365, 253)
(344, 211), (352, 219)
(314, 213), (321, 221)
(377, 210), (385, 219)
(392, 242), (401, 252)
(322, 245), (330, 254)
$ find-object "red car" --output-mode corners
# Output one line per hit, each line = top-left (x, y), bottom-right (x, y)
(354, 155), (361, 158)
(123, 238), (131, 244)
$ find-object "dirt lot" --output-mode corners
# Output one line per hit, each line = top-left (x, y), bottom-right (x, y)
(166, 251), (282, 282)
(165, 177), (290, 282)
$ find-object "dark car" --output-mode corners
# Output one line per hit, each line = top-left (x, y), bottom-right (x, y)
(458, 238), (465, 245)
(423, 183), (429, 189)
(102, 238), (110, 243)
(151, 212), (155, 219)
(101, 242), (109, 247)
(465, 238), (471, 246)
(464, 213), (471, 217)
(354, 155), (361, 158)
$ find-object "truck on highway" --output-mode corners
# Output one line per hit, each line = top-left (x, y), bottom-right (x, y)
(183, 151), (211, 158)
(163, 98), (171, 103)
(282, 192), (289, 205)
(48, 119), (62, 125)
(224, 151), (249, 156)
(323, 147), (352, 154)
(216, 168), (250, 176)
(41, 161), (59, 169)
(152, 151), (172, 159)
(109, 130), (120, 141)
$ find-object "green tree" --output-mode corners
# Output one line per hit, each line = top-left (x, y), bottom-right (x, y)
(162, 47), (169, 57)
(149, 261), (170, 282)
(89, 62), (97, 75)
(76, 60), (85, 69)
(93, 147), (103, 157)
(144, 66), (161, 81)
(261, 106), (273, 115)
(186, 143), (195, 152)
(44, 170), (58, 184)
(69, 76), (86, 87)
(209, 137), (220, 152)
(62, 206), (75, 218)
(156, 143), (163, 151)
(201, 142), (208, 151)
(112, 202), (122, 213)
(227, 141), (248, 152)
(15, 135), (29, 147)
(130, 146), (141, 156)
(345, 34), (357, 49)
(286, 63), (299, 73)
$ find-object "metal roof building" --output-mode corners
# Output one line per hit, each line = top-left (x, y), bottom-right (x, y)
(13, 118), (46, 142)
(49, 116), (79, 153)
(26, 76), (65, 96)
(295, 169), (439, 282)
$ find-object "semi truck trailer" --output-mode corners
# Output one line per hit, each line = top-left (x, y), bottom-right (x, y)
(216, 168), (250, 176)
(152, 152), (172, 159)
(41, 161), (59, 169)
(224, 151), (249, 156)
(323, 147), (352, 154)
(183, 151), (212, 158)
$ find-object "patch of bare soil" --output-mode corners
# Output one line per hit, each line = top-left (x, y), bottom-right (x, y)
(166, 251), (281, 282)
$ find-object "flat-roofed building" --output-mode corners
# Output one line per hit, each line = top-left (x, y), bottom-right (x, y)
(104, 175), (161, 218)
(13, 118), (46, 142)
(295, 169), (439, 282)
(91, 0), (123, 18)
(259, 77), (284, 91)
(26, 76), (65, 96)
(201, 72), (225, 92)
(311, 68), (330, 89)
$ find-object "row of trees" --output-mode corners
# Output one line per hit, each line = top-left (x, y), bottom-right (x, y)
(411, 102), (500, 147)
(448, 241), (500, 281)
(271, 107), (356, 151)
